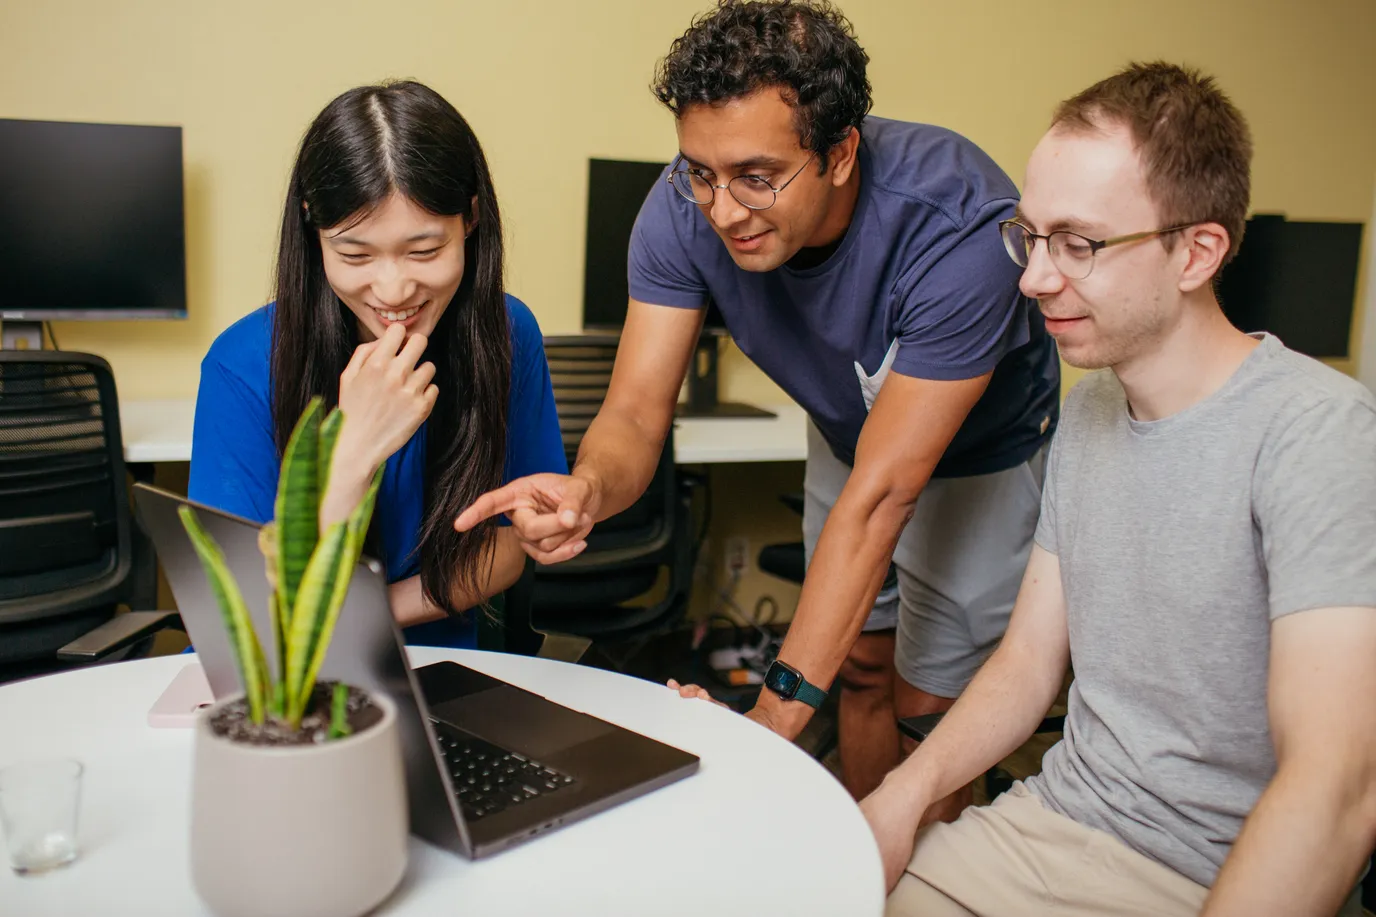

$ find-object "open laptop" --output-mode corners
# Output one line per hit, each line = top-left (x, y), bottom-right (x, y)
(132, 483), (699, 858)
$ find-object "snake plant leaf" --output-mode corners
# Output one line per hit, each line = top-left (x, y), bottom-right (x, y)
(282, 522), (348, 726)
(327, 682), (353, 740)
(269, 586), (291, 699)
(258, 522), (287, 681)
(297, 466), (383, 708)
(274, 396), (323, 623)
(258, 522), (280, 593)
(178, 505), (269, 724)
(317, 407), (344, 503)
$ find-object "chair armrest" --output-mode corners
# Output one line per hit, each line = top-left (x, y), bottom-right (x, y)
(56, 610), (181, 662)
(897, 712), (1065, 744)
(534, 632), (593, 664)
(541, 534), (673, 572)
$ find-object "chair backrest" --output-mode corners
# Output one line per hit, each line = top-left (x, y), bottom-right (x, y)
(543, 336), (673, 556)
(536, 336), (695, 621)
(0, 352), (133, 624)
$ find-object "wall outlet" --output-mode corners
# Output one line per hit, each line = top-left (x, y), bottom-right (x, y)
(724, 536), (750, 578)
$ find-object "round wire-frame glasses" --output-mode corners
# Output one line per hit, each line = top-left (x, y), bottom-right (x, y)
(668, 153), (818, 212)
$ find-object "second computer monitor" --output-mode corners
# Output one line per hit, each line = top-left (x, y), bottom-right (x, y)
(582, 158), (769, 418)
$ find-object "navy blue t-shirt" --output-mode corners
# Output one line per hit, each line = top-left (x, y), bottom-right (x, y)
(630, 116), (1060, 476)
(187, 294), (567, 648)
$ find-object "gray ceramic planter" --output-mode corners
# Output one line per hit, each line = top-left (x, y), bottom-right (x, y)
(189, 692), (408, 917)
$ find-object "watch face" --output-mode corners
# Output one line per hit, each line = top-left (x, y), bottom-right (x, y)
(766, 663), (801, 699)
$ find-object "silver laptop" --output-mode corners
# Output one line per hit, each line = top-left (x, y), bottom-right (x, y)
(133, 483), (699, 858)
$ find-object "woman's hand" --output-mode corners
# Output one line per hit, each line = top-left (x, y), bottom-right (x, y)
(321, 322), (437, 527)
(337, 322), (438, 471)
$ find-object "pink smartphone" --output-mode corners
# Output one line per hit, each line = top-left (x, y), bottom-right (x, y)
(147, 663), (215, 728)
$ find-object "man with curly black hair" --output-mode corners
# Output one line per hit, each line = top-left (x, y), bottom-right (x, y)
(458, 0), (1060, 812)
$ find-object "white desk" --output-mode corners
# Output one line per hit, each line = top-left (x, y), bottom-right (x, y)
(120, 399), (196, 465)
(0, 649), (883, 916)
(118, 398), (808, 466)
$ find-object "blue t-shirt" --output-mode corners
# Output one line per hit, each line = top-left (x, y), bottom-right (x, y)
(630, 116), (1060, 477)
(187, 294), (567, 648)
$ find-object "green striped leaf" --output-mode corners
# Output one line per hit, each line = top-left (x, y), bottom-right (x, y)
(317, 407), (344, 502)
(283, 522), (347, 726)
(327, 682), (352, 740)
(298, 466), (383, 705)
(267, 581), (287, 696)
(178, 506), (269, 723)
(274, 396), (323, 623)
(258, 522), (286, 681)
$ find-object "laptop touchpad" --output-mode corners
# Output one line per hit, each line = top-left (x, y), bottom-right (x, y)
(430, 687), (615, 759)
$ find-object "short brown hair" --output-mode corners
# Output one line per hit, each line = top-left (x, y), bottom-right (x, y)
(1052, 61), (1253, 265)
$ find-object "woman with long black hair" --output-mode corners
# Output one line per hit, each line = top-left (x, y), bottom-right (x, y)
(189, 80), (565, 647)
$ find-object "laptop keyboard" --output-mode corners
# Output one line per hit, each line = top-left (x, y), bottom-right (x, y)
(432, 722), (577, 821)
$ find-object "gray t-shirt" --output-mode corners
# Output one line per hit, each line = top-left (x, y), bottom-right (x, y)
(1025, 334), (1376, 888)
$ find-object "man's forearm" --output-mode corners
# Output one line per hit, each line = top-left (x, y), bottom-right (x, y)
(755, 492), (911, 736)
(881, 636), (1066, 812)
(572, 408), (670, 521)
(1202, 763), (1376, 917)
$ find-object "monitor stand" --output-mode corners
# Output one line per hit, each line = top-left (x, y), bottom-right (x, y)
(675, 332), (776, 419)
(1, 320), (43, 351)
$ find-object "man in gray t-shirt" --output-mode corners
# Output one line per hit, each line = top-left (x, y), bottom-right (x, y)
(863, 62), (1376, 917)
(1026, 335), (1376, 890)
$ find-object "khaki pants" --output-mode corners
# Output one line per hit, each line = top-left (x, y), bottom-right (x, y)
(890, 780), (1311, 917)
(888, 783), (1365, 917)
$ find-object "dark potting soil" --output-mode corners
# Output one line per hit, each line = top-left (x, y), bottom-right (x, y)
(207, 681), (383, 746)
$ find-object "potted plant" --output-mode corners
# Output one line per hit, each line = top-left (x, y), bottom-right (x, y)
(178, 397), (408, 917)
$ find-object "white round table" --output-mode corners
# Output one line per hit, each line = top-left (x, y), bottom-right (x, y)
(0, 648), (883, 916)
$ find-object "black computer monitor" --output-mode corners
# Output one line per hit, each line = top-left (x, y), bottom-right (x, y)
(0, 117), (186, 348)
(582, 158), (771, 418)
(1217, 214), (1364, 359)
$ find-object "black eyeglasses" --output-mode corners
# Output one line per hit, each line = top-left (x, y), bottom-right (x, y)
(999, 219), (1195, 280)
(668, 153), (817, 212)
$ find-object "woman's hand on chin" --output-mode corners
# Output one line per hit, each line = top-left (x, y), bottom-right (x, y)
(336, 321), (438, 472)
(321, 322), (438, 526)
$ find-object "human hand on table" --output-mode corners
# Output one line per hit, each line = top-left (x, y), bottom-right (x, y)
(859, 775), (927, 893)
(665, 679), (730, 710)
(664, 680), (789, 734)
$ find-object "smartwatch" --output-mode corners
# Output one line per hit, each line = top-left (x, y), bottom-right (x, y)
(763, 660), (828, 709)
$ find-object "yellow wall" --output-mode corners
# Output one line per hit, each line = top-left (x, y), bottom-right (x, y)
(2, 0), (1372, 401)
(4, 1), (1374, 629)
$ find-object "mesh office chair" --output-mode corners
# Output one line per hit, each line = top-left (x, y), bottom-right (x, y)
(0, 352), (178, 683)
(526, 336), (704, 665)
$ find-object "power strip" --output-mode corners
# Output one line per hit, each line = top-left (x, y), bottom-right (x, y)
(707, 632), (779, 686)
